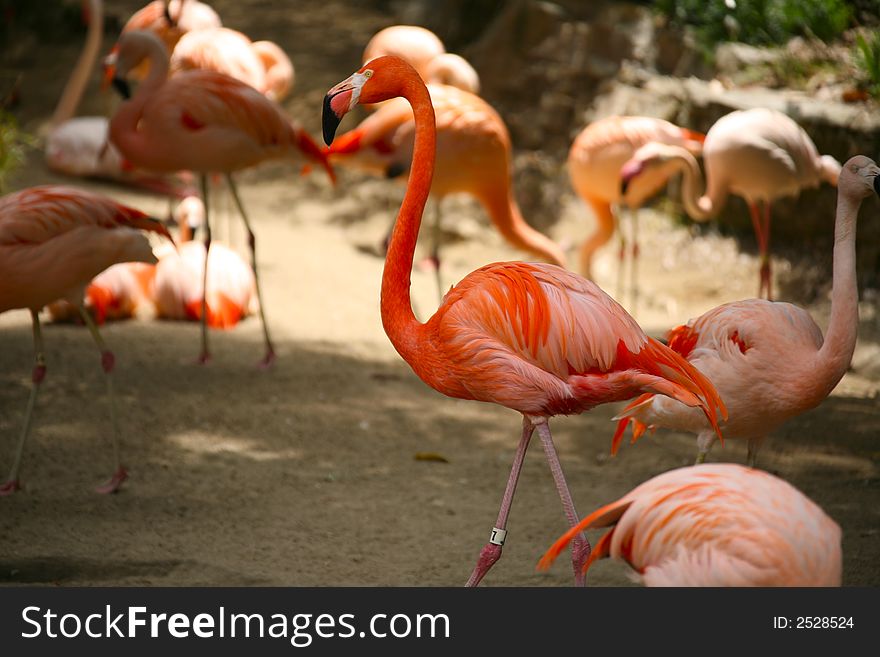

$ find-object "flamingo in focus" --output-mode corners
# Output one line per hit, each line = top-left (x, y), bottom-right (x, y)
(612, 155), (878, 465)
(170, 27), (295, 101)
(326, 82), (566, 300)
(620, 108), (841, 299)
(538, 463), (842, 586)
(0, 185), (172, 495)
(106, 30), (334, 366)
(568, 116), (704, 306)
(323, 56), (726, 586)
(154, 195), (256, 328)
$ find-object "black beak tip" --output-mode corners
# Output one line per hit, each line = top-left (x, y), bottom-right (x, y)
(111, 77), (131, 100)
(620, 178), (630, 196)
(874, 174), (879, 196)
(322, 95), (341, 146)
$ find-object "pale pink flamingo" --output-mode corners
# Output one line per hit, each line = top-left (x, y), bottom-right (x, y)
(612, 155), (878, 465)
(567, 116), (705, 303)
(0, 185), (172, 495)
(362, 25), (446, 83)
(423, 53), (480, 94)
(122, 0), (221, 55)
(620, 108), (841, 299)
(154, 195), (256, 328)
(323, 56), (726, 586)
(106, 30), (333, 366)
(47, 260), (157, 324)
(326, 82), (566, 300)
(170, 27), (295, 101)
(538, 463), (842, 586)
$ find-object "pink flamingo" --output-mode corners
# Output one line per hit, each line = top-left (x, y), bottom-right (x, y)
(106, 30), (333, 366)
(323, 56), (726, 586)
(423, 53), (480, 94)
(326, 82), (566, 300)
(47, 260), (157, 324)
(154, 196), (256, 328)
(612, 155), (878, 465)
(122, 0), (221, 54)
(170, 27), (294, 101)
(538, 463), (842, 586)
(362, 25), (446, 83)
(620, 108), (841, 299)
(567, 116), (705, 302)
(0, 185), (172, 495)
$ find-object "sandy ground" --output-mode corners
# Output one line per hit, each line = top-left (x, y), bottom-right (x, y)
(1, 0), (878, 587)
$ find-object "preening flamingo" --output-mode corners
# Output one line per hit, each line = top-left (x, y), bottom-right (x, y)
(612, 155), (879, 465)
(323, 56), (726, 586)
(620, 108), (841, 299)
(154, 195), (256, 328)
(567, 116), (704, 304)
(538, 463), (842, 586)
(122, 0), (221, 55)
(106, 30), (333, 365)
(326, 83), (566, 300)
(0, 186), (172, 495)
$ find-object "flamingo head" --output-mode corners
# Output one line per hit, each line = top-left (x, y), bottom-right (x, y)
(619, 142), (681, 196)
(840, 155), (880, 200)
(104, 31), (168, 100)
(322, 56), (420, 146)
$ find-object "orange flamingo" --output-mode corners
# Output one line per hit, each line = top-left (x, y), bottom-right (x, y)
(106, 30), (333, 366)
(612, 155), (878, 465)
(620, 108), (841, 299)
(154, 196), (256, 328)
(47, 260), (157, 324)
(538, 463), (842, 586)
(326, 83), (566, 299)
(323, 56), (726, 586)
(170, 27), (294, 101)
(567, 116), (704, 302)
(0, 185), (172, 495)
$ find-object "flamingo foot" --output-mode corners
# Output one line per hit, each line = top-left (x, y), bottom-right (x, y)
(258, 348), (277, 370)
(195, 351), (211, 366)
(95, 466), (128, 494)
(465, 543), (502, 587)
(0, 479), (22, 496)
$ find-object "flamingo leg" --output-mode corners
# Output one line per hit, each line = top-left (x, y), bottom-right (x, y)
(1, 310), (46, 495)
(77, 305), (127, 494)
(465, 417), (534, 587)
(534, 421), (590, 586)
(746, 437), (764, 468)
(198, 173), (212, 364)
(226, 174), (276, 367)
(748, 201), (770, 299)
(430, 198), (444, 303)
(629, 206), (640, 316)
(761, 201), (773, 300)
(695, 430), (716, 464)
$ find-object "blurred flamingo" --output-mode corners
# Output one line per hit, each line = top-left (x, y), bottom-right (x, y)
(423, 53), (480, 94)
(323, 56), (726, 586)
(326, 83), (565, 300)
(538, 463), (842, 586)
(154, 196), (256, 328)
(612, 155), (878, 465)
(0, 185), (172, 495)
(122, 0), (221, 55)
(106, 30), (333, 366)
(620, 108), (841, 299)
(47, 260), (157, 324)
(567, 116), (704, 306)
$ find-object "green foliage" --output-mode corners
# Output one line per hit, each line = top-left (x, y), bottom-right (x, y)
(655, 0), (853, 47)
(854, 30), (880, 96)
(0, 111), (34, 192)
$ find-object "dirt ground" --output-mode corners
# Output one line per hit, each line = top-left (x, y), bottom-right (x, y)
(1, 0), (878, 587)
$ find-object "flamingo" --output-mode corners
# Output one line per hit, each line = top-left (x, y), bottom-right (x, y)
(568, 116), (705, 306)
(122, 0), (221, 55)
(170, 27), (295, 101)
(423, 53), (480, 94)
(538, 463), (842, 586)
(620, 108), (841, 299)
(323, 56), (726, 586)
(612, 155), (879, 465)
(47, 260), (157, 324)
(362, 25), (446, 83)
(0, 185), (172, 495)
(326, 82), (566, 300)
(105, 29), (334, 366)
(154, 195), (256, 328)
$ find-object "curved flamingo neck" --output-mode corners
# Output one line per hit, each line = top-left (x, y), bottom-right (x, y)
(674, 150), (716, 221)
(51, 0), (103, 128)
(380, 74), (436, 360)
(814, 188), (861, 394)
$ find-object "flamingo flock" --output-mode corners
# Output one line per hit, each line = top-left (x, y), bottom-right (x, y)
(2, 2), (873, 589)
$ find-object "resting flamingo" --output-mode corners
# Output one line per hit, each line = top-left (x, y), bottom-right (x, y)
(326, 82), (566, 300)
(620, 108), (841, 299)
(106, 30), (333, 366)
(0, 186), (172, 495)
(154, 196), (256, 328)
(47, 260), (157, 324)
(323, 56), (726, 586)
(567, 116), (704, 305)
(538, 463), (842, 586)
(612, 155), (878, 465)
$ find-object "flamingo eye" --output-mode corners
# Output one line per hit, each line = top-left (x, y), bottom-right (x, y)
(364, 69), (373, 79)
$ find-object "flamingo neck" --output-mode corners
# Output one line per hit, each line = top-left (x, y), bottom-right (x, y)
(380, 76), (436, 360)
(51, 0), (103, 128)
(814, 190), (861, 393)
(674, 151), (716, 221)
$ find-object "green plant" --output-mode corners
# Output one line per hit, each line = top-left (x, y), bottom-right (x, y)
(0, 111), (34, 192)
(854, 30), (880, 97)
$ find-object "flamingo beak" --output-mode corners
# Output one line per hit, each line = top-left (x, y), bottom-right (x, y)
(163, 1), (177, 26)
(111, 77), (131, 100)
(322, 72), (369, 145)
(102, 47), (119, 92)
(620, 160), (645, 196)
